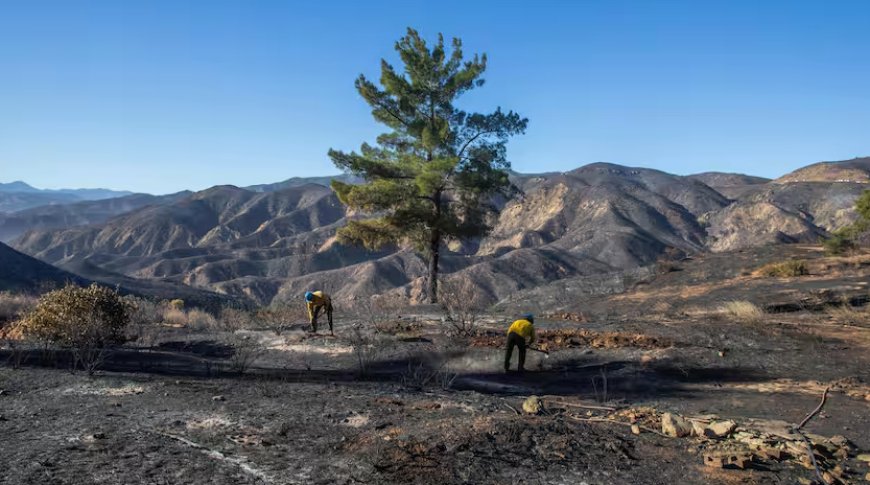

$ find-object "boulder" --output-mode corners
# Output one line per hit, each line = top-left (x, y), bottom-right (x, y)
(704, 420), (737, 438)
(661, 413), (693, 438)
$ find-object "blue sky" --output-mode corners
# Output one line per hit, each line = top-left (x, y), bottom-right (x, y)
(1, 0), (868, 194)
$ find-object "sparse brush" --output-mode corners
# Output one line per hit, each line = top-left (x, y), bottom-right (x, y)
(826, 304), (869, 325)
(187, 309), (218, 331)
(257, 303), (305, 335)
(720, 300), (765, 323)
(162, 307), (188, 326)
(219, 306), (256, 332)
(401, 360), (457, 390)
(756, 260), (809, 278)
(440, 279), (487, 337)
(223, 334), (263, 374)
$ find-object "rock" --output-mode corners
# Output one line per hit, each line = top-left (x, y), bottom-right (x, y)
(212, 395), (226, 402)
(689, 420), (706, 437)
(797, 478), (813, 485)
(865, 472), (870, 482)
(522, 396), (542, 415)
(703, 452), (752, 469)
(631, 424), (641, 435)
(856, 453), (870, 462)
(704, 420), (737, 438)
(0, 415), (6, 422)
(661, 413), (693, 438)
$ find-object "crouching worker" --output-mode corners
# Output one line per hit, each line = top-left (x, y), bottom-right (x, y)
(304, 290), (333, 335)
(505, 314), (535, 372)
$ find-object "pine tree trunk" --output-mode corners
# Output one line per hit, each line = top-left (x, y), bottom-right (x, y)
(428, 188), (442, 304)
(428, 229), (440, 304)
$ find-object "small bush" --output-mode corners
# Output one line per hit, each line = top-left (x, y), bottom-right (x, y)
(18, 284), (130, 374)
(162, 307), (188, 326)
(219, 306), (257, 331)
(168, 299), (185, 310)
(187, 309), (217, 331)
(823, 230), (859, 256)
(757, 260), (809, 277)
(123, 296), (163, 347)
(720, 300), (765, 323)
(257, 303), (307, 335)
(439, 279), (486, 337)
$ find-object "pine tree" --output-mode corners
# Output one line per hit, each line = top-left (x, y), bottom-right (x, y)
(328, 28), (528, 303)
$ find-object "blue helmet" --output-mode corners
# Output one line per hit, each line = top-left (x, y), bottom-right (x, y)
(522, 313), (535, 323)
(304, 291), (314, 302)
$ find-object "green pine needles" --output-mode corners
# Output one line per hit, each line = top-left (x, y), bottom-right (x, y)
(328, 28), (528, 303)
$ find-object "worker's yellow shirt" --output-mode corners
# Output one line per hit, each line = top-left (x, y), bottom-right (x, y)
(507, 319), (535, 344)
(306, 291), (332, 321)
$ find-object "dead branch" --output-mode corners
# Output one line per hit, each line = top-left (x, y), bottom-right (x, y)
(796, 386), (829, 430)
(566, 415), (671, 438)
(796, 430), (828, 485)
(503, 402), (521, 415)
(153, 430), (273, 483)
(542, 397), (617, 412)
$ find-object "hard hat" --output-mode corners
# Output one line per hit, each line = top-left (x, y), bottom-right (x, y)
(304, 291), (314, 302)
(522, 313), (535, 323)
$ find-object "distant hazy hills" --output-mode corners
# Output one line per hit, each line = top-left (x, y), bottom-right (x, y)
(6, 157), (868, 307)
(0, 181), (134, 213)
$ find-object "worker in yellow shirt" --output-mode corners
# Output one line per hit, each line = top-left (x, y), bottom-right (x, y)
(505, 314), (535, 372)
(304, 290), (333, 335)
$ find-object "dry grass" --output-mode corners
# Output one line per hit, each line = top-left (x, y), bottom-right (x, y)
(187, 309), (218, 331)
(755, 260), (809, 278)
(162, 307), (188, 326)
(826, 304), (870, 326)
(720, 300), (765, 323)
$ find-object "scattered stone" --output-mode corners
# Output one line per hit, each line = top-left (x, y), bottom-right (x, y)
(703, 452), (752, 469)
(865, 472), (870, 482)
(704, 420), (737, 438)
(689, 420), (706, 437)
(522, 396), (543, 415)
(630, 424), (641, 435)
(661, 413), (693, 438)
(857, 453), (870, 463)
(0, 414), (6, 421)
(212, 395), (226, 402)
(797, 478), (813, 485)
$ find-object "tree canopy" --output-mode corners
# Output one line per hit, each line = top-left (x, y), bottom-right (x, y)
(328, 28), (527, 302)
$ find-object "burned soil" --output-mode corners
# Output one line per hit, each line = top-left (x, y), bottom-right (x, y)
(2, 246), (870, 484)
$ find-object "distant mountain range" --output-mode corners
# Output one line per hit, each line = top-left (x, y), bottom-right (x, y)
(0, 181), (134, 212)
(4, 156), (868, 307)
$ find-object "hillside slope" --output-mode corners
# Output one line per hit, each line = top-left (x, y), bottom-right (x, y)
(10, 158), (870, 306)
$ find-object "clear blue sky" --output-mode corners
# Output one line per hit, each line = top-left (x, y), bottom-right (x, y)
(1, 1), (868, 194)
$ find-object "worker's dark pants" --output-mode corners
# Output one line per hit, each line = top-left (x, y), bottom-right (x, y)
(504, 331), (527, 371)
(311, 304), (333, 333)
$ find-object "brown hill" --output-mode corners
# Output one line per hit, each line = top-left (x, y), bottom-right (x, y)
(10, 159), (870, 307)
(775, 157), (870, 183)
(0, 192), (190, 242)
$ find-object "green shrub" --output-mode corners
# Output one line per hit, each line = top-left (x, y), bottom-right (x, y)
(18, 284), (130, 374)
(757, 260), (809, 277)
(823, 228), (859, 256)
